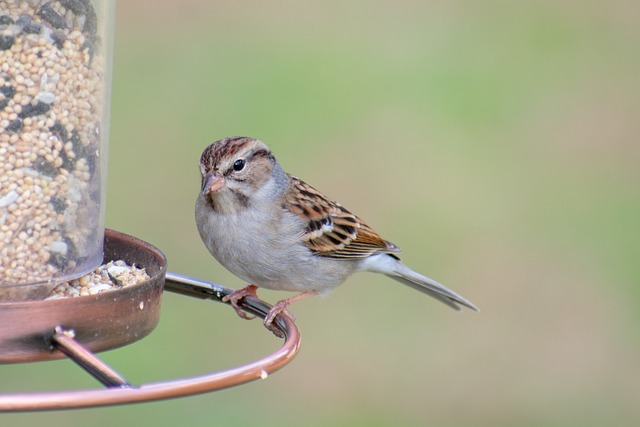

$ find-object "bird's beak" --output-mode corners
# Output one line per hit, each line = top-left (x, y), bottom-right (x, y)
(202, 172), (225, 194)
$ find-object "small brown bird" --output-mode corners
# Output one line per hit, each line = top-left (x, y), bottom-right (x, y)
(195, 137), (478, 331)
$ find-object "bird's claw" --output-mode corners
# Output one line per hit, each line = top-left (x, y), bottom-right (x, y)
(264, 300), (296, 325)
(263, 301), (296, 338)
(223, 286), (305, 338)
(222, 285), (259, 320)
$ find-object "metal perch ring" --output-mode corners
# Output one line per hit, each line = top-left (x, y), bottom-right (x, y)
(0, 231), (301, 412)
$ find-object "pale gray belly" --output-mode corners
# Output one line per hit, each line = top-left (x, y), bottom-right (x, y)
(196, 198), (356, 293)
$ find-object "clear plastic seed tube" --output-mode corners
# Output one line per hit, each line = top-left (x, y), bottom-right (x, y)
(0, 0), (114, 300)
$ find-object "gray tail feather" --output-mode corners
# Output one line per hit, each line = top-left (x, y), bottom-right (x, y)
(387, 263), (479, 312)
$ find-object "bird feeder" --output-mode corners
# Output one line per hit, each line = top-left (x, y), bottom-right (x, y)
(0, 0), (300, 411)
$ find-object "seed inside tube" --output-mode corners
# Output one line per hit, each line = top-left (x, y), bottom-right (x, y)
(0, 0), (109, 296)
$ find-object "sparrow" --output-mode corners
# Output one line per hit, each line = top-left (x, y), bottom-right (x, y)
(195, 136), (478, 333)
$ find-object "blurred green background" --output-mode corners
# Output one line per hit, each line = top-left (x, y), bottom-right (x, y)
(2, 0), (639, 425)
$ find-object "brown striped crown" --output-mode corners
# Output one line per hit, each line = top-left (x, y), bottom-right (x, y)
(199, 136), (273, 174)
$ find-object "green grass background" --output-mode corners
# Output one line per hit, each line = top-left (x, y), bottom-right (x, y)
(2, 0), (640, 425)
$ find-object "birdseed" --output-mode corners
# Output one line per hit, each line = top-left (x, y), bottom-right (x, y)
(0, 0), (109, 296)
(45, 260), (150, 299)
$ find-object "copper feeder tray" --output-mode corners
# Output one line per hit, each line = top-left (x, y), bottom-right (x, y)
(0, 229), (301, 412)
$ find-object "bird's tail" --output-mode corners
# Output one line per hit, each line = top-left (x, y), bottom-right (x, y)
(363, 255), (479, 311)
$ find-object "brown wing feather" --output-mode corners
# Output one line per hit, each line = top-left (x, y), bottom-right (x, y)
(285, 176), (400, 259)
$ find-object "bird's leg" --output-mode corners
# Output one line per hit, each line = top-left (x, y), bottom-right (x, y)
(264, 291), (315, 327)
(222, 284), (259, 320)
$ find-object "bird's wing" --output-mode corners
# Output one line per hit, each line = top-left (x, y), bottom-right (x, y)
(284, 175), (400, 259)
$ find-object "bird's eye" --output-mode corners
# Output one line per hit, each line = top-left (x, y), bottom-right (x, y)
(233, 159), (246, 172)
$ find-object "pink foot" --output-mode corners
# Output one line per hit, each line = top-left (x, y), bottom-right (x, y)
(264, 299), (296, 326)
(263, 291), (315, 337)
(222, 285), (259, 320)
(263, 300), (298, 339)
